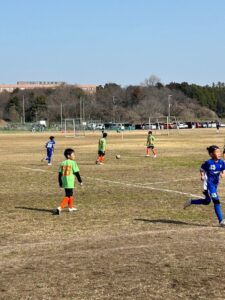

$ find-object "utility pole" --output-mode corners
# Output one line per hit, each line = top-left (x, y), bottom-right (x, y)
(60, 103), (63, 130)
(168, 95), (172, 123)
(22, 95), (25, 124)
(82, 97), (85, 122)
(112, 96), (116, 122)
(80, 97), (82, 124)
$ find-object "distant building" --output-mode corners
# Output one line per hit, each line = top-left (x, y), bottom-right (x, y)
(0, 81), (96, 94)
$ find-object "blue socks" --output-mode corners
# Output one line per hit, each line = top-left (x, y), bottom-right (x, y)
(190, 199), (223, 223)
(214, 204), (223, 223)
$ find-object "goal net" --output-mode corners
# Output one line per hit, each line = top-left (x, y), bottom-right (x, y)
(64, 119), (86, 137)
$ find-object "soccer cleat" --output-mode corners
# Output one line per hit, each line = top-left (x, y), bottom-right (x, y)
(68, 207), (78, 212)
(145, 154), (150, 157)
(48, 163), (52, 166)
(184, 199), (192, 209)
(153, 155), (157, 158)
(55, 207), (61, 215)
(219, 219), (225, 227)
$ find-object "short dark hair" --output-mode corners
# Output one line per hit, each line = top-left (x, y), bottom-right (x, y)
(64, 148), (74, 158)
(103, 132), (107, 138)
(49, 136), (55, 140)
(207, 145), (219, 154)
(148, 131), (152, 134)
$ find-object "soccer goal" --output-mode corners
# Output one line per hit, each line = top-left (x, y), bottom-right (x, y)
(64, 119), (86, 137)
(147, 116), (180, 135)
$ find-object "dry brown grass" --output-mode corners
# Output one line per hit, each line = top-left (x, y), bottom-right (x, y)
(1, 129), (225, 299)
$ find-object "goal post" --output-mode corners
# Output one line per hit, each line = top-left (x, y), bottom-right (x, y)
(64, 119), (75, 137)
(64, 118), (86, 137)
(147, 116), (180, 135)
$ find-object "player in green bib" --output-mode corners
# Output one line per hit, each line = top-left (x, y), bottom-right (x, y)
(55, 148), (83, 215)
(146, 131), (157, 158)
(96, 132), (107, 164)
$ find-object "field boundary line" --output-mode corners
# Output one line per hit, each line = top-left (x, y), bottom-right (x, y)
(85, 176), (202, 198)
(139, 177), (197, 185)
(20, 166), (210, 199)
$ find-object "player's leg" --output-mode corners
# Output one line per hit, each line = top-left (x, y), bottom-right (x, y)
(96, 150), (101, 164)
(184, 190), (211, 209)
(146, 146), (150, 156)
(56, 189), (70, 214)
(152, 146), (157, 158)
(210, 188), (224, 224)
(100, 152), (105, 164)
(47, 149), (52, 165)
(67, 189), (78, 212)
(212, 198), (223, 224)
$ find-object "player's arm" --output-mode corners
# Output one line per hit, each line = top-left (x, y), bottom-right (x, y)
(200, 169), (205, 181)
(220, 162), (225, 178)
(200, 161), (208, 181)
(58, 172), (63, 187)
(220, 171), (225, 178)
(74, 171), (83, 185)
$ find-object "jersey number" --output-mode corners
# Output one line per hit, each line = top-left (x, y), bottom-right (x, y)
(62, 166), (72, 176)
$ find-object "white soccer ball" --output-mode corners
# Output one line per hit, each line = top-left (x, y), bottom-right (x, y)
(116, 154), (121, 159)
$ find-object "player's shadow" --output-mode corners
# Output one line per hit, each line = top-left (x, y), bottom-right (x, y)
(134, 218), (207, 227)
(15, 206), (53, 213)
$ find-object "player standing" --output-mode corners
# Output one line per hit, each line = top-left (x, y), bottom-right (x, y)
(42, 136), (55, 166)
(96, 132), (107, 164)
(55, 148), (83, 215)
(184, 145), (225, 226)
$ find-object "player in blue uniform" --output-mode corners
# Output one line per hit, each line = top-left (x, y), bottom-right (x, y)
(43, 136), (55, 166)
(184, 145), (225, 226)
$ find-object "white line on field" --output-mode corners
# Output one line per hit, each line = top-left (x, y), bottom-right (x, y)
(140, 177), (197, 185)
(19, 166), (203, 198)
(21, 167), (48, 172)
(85, 176), (202, 198)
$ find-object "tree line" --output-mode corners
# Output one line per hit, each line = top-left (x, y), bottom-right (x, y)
(0, 77), (224, 124)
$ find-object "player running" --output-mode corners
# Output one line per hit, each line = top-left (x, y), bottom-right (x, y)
(184, 145), (225, 226)
(146, 131), (156, 158)
(42, 136), (55, 166)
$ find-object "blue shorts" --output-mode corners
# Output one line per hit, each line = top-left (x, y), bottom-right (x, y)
(207, 185), (219, 201)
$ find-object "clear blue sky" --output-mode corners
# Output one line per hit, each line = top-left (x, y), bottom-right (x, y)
(1, 0), (225, 86)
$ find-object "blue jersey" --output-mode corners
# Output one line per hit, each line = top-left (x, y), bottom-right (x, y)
(201, 158), (225, 188)
(46, 140), (55, 150)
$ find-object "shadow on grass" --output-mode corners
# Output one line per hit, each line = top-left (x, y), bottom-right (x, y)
(15, 206), (53, 213)
(134, 218), (208, 227)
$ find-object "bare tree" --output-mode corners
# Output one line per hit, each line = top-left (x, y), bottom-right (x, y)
(141, 75), (161, 87)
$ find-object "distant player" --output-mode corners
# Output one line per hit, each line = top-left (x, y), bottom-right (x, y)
(42, 136), (55, 166)
(146, 131), (156, 158)
(184, 145), (225, 226)
(55, 148), (83, 215)
(96, 132), (107, 165)
(216, 121), (220, 133)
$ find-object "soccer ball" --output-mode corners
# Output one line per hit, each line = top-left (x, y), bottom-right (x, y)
(116, 154), (121, 159)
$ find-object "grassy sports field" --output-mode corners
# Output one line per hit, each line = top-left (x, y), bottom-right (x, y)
(1, 129), (225, 300)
